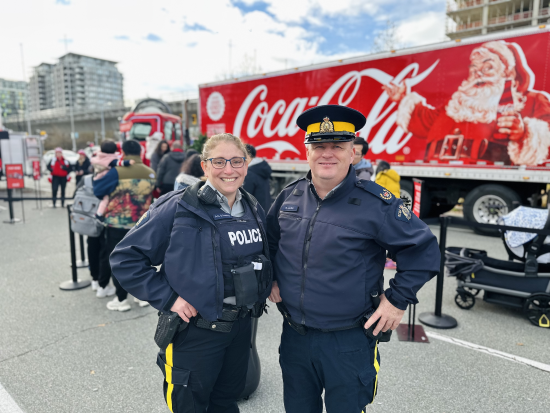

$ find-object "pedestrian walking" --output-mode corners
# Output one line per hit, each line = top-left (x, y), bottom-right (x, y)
(173, 152), (203, 191)
(93, 139), (156, 311)
(110, 133), (271, 413)
(352, 137), (374, 180)
(267, 104), (440, 412)
(47, 147), (71, 208)
(243, 143), (273, 212)
(74, 150), (92, 187)
(156, 141), (186, 196)
(150, 140), (170, 173)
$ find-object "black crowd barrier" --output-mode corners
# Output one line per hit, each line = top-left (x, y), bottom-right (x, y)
(59, 205), (91, 291)
(419, 214), (550, 329)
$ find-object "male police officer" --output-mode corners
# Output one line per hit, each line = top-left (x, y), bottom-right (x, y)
(267, 105), (440, 413)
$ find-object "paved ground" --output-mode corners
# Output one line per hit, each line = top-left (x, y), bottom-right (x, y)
(1, 188), (549, 412)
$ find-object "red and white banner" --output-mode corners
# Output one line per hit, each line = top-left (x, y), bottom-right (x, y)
(200, 31), (550, 167)
(412, 178), (423, 217)
(32, 160), (41, 181)
(6, 164), (24, 189)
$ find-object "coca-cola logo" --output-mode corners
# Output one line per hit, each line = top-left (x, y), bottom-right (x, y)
(233, 60), (439, 157)
(207, 92), (225, 121)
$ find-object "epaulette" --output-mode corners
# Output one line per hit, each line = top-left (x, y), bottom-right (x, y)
(283, 177), (306, 190)
(355, 180), (394, 204)
(151, 189), (185, 209)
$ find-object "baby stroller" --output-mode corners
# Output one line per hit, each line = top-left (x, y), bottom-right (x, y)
(445, 206), (550, 328)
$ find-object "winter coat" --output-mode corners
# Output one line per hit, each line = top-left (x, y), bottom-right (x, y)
(74, 157), (92, 176)
(375, 169), (401, 198)
(48, 158), (70, 178)
(353, 158), (374, 181)
(174, 173), (201, 191)
(156, 151), (186, 187)
(243, 158), (272, 212)
(150, 150), (168, 173)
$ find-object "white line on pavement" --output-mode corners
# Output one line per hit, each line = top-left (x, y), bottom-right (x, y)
(0, 382), (24, 413)
(426, 331), (550, 373)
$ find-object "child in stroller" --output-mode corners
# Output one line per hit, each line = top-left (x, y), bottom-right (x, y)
(445, 206), (550, 328)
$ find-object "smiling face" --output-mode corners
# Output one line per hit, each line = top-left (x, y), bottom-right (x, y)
(306, 141), (355, 184)
(201, 141), (248, 199)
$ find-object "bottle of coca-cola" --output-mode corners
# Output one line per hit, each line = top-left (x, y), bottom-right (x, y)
(494, 79), (514, 140)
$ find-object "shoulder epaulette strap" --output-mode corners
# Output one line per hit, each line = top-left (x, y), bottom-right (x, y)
(283, 177), (306, 190)
(150, 189), (185, 209)
(355, 180), (394, 204)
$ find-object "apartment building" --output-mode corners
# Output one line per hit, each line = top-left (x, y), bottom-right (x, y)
(446, 0), (550, 39)
(28, 53), (124, 113)
(0, 78), (28, 117)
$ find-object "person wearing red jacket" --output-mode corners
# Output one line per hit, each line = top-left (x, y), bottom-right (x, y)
(47, 147), (71, 208)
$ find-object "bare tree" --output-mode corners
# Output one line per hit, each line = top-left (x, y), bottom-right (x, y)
(372, 19), (402, 53)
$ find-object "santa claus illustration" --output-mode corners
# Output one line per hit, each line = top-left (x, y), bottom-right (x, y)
(385, 41), (550, 166)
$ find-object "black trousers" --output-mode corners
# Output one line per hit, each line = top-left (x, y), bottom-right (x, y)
(279, 322), (380, 413)
(87, 228), (104, 281)
(157, 314), (251, 413)
(51, 176), (67, 207)
(99, 226), (129, 301)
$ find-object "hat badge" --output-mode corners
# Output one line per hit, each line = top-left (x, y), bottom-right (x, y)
(319, 117), (334, 133)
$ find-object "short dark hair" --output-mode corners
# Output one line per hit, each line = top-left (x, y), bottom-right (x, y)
(122, 139), (142, 156)
(245, 144), (256, 158)
(376, 160), (391, 175)
(100, 140), (117, 154)
(353, 137), (369, 156)
(181, 154), (204, 178)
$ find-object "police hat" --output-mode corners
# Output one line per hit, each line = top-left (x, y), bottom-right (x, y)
(296, 105), (367, 144)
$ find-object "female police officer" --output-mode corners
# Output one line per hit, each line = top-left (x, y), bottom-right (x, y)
(110, 133), (272, 413)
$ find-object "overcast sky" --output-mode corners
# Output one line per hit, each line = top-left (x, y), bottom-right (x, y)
(0, 0), (447, 105)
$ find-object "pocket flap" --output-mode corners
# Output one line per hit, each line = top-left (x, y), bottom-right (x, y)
(359, 364), (377, 386)
(156, 354), (191, 386)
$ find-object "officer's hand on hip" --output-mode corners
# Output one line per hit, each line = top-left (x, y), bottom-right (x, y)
(364, 294), (405, 336)
(268, 281), (282, 303)
(171, 296), (198, 323)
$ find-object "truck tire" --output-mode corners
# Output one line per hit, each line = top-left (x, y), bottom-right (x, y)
(463, 184), (521, 236)
(401, 180), (431, 218)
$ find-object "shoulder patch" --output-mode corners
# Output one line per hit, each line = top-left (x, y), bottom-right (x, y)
(395, 203), (412, 223)
(135, 210), (150, 228)
(357, 181), (394, 204)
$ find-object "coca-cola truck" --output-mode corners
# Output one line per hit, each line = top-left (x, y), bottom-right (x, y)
(199, 26), (550, 231)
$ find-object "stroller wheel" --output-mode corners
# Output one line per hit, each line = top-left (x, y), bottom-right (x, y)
(455, 291), (475, 310)
(465, 287), (481, 297)
(523, 294), (550, 328)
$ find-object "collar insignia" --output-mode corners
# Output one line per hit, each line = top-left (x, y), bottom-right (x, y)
(319, 117), (334, 133)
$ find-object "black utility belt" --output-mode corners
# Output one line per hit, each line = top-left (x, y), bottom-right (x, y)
(194, 304), (251, 333)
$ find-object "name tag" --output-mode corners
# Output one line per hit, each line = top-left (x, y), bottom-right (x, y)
(213, 213), (232, 220)
(281, 205), (299, 212)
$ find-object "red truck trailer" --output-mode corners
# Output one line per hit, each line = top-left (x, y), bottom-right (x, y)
(199, 26), (550, 229)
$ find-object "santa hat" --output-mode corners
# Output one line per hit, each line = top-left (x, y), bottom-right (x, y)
(480, 41), (534, 93)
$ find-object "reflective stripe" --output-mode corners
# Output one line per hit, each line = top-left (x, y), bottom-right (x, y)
(371, 341), (380, 404)
(166, 343), (174, 412)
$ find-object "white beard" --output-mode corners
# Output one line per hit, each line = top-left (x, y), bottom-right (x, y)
(446, 76), (526, 124)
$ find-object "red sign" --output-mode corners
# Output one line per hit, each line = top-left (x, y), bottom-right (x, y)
(412, 178), (423, 217)
(200, 31), (550, 167)
(6, 164), (24, 189)
(32, 160), (41, 180)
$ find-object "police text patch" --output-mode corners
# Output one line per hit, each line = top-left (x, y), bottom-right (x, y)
(213, 213), (232, 220)
(281, 205), (299, 212)
(395, 204), (412, 222)
(136, 211), (150, 227)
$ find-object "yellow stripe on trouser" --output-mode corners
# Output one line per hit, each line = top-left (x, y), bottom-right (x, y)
(165, 343), (174, 412)
(371, 341), (380, 404)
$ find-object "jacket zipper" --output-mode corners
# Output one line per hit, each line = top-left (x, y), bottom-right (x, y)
(300, 199), (322, 325)
(211, 228), (221, 317)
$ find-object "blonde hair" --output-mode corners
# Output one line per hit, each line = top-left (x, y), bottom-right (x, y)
(201, 133), (248, 161)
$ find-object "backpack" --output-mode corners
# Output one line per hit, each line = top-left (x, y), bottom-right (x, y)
(71, 175), (103, 237)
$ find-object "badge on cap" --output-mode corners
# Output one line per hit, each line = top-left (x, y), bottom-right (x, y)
(320, 117), (334, 133)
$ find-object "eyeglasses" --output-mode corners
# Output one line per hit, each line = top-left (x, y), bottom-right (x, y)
(206, 157), (247, 169)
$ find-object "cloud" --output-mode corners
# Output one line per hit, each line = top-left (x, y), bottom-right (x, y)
(114, 35), (130, 41)
(183, 23), (213, 33)
(397, 11), (448, 46)
(56, 0), (71, 4)
(187, 42), (198, 48)
(145, 33), (162, 42)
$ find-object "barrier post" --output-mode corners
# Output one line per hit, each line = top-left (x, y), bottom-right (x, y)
(2, 189), (21, 224)
(59, 205), (91, 290)
(75, 234), (88, 268)
(418, 216), (458, 329)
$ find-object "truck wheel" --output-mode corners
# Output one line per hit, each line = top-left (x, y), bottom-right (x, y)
(463, 184), (521, 236)
(401, 180), (431, 218)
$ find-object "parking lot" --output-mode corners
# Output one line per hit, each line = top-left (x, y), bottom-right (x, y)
(1, 194), (549, 413)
